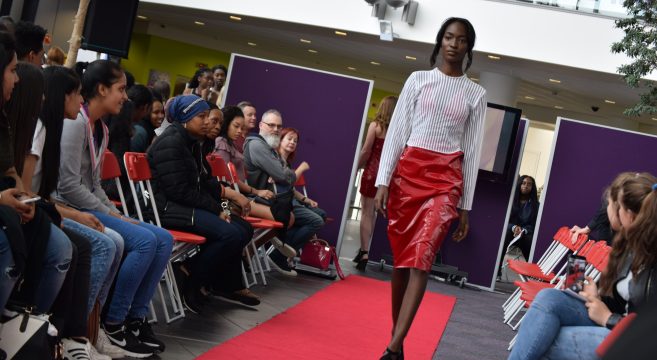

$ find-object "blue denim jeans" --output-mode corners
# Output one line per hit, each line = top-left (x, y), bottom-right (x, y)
(62, 218), (118, 314)
(87, 211), (173, 323)
(98, 227), (123, 309)
(0, 229), (17, 311)
(35, 224), (73, 313)
(509, 288), (610, 360)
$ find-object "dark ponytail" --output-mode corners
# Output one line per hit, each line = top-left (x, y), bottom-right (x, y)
(429, 17), (476, 72)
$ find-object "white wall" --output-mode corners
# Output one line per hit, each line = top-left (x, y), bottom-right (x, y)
(519, 124), (554, 190)
(143, 0), (651, 80)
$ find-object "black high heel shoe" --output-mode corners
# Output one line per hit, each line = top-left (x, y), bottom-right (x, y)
(380, 347), (403, 360)
(352, 249), (368, 263)
(356, 256), (368, 271)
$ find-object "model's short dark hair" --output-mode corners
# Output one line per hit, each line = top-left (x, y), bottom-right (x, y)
(14, 21), (46, 60)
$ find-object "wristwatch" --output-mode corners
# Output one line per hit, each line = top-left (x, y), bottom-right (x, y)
(605, 313), (622, 329)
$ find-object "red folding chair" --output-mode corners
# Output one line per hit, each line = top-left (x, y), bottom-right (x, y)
(206, 154), (284, 286)
(124, 152), (206, 323)
(100, 151), (129, 216)
(596, 313), (636, 357)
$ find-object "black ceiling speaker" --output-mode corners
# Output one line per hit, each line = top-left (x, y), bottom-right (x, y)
(81, 0), (139, 58)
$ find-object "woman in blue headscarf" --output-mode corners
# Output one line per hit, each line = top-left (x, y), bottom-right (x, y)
(147, 95), (259, 314)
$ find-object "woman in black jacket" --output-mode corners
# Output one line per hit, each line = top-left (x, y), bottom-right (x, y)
(509, 172), (657, 360)
(499, 175), (539, 273)
(147, 95), (258, 314)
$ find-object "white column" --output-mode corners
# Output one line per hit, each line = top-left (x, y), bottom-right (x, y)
(479, 71), (519, 107)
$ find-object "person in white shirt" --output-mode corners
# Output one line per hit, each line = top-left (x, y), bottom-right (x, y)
(374, 17), (487, 360)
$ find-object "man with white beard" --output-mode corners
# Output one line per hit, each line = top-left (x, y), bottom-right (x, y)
(244, 109), (324, 276)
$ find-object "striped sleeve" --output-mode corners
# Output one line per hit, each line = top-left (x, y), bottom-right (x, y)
(458, 91), (487, 210)
(375, 72), (418, 187)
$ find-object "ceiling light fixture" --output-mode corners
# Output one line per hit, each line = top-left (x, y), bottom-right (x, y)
(470, 77), (479, 82)
(604, 99), (616, 104)
(348, 66), (357, 71)
(230, 16), (242, 21)
(487, 55), (501, 60)
(549, 78), (561, 84)
(405, 55), (416, 60)
(308, 49), (318, 53)
(370, 61), (381, 65)
(335, 30), (348, 36)
(300, 39), (311, 44)
(194, 21), (205, 26)
(247, 42), (257, 46)
(137, 15), (148, 20)
(524, 96), (535, 100)
(554, 105), (564, 109)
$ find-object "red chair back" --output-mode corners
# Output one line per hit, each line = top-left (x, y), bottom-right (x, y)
(205, 154), (231, 180)
(227, 162), (239, 184)
(595, 313), (636, 357)
(294, 173), (306, 187)
(124, 152), (152, 181)
(101, 151), (121, 180)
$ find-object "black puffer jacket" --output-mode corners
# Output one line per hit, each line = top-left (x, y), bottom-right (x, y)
(147, 122), (222, 227)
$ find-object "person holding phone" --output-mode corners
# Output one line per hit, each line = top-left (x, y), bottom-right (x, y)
(509, 172), (657, 360)
(373, 18), (486, 359)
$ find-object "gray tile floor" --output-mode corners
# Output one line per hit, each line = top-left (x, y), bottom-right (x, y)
(149, 220), (515, 360)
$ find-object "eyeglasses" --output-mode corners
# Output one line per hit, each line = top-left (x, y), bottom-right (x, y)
(262, 122), (283, 130)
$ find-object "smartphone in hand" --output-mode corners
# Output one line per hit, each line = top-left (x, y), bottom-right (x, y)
(563, 255), (587, 301)
(16, 194), (41, 204)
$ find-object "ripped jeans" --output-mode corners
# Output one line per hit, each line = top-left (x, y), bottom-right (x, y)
(35, 224), (73, 313)
(0, 228), (18, 311)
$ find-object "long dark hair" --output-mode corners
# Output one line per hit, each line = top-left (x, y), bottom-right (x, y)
(81, 59), (123, 102)
(38, 66), (80, 198)
(513, 175), (538, 206)
(429, 17), (476, 72)
(9, 62), (44, 176)
(0, 31), (16, 121)
(188, 68), (211, 89)
(219, 105), (244, 145)
(600, 172), (657, 295)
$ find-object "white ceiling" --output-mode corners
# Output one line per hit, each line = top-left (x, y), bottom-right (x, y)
(134, 2), (657, 127)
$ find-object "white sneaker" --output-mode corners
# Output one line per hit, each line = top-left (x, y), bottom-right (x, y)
(62, 338), (93, 360)
(270, 237), (297, 258)
(267, 255), (297, 277)
(89, 342), (112, 360)
(95, 329), (126, 359)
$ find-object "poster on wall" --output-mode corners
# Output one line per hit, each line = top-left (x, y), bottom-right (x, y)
(147, 69), (170, 87)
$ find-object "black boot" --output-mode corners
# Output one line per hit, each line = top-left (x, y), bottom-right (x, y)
(352, 249), (368, 263)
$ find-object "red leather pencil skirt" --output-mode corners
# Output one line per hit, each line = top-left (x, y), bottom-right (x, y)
(386, 146), (463, 271)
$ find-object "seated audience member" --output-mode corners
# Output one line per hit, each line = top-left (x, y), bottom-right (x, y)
(14, 20), (46, 66)
(46, 46), (65, 66)
(208, 64), (227, 106)
(56, 60), (173, 358)
(131, 90), (163, 153)
(183, 67), (213, 101)
(213, 107), (295, 256)
(3, 57), (73, 319)
(508, 172), (657, 360)
(498, 175), (539, 276)
(147, 95), (259, 313)
(234, 101), (257, 152)
(244, 110), (324, 276)
(277, 127), (327, 222)
(206, 102), (223, 139)
(0, 16), (15, 33)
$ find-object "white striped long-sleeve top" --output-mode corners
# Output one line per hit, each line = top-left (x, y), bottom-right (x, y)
(375, 68), (487, 211)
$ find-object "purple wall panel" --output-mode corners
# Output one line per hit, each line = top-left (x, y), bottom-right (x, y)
(224, 55), (371, 246)
(369, 121), (527, 288)
(533, 119), (657, 258)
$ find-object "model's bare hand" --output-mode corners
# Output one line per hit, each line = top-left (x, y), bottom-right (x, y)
(374, 186), (388, 218)
(452, 210), (469, 242)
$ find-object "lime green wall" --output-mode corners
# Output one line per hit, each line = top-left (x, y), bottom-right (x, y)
(367, 88), (398, 120)
(122, 33), (231, 98)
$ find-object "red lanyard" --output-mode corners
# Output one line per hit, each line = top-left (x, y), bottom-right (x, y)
(79, 104), (108, 171)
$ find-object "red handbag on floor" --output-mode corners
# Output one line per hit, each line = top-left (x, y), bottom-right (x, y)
(300, 239), (345, 280)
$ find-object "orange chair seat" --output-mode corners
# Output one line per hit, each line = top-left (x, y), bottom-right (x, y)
(507, 260), (556, 281)
(110, 200), (123, 208)
(168, 230), (205, 245)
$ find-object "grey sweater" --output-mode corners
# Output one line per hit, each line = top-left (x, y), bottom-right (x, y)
(243, 134), (296, 191)
(54, 112), (118, 214)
